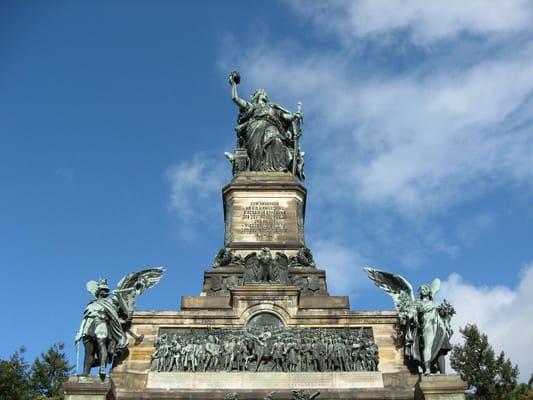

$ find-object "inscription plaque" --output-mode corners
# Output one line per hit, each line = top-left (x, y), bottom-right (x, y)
(240, 201), (288, 240)
(223, 172), (307, 249)
(229, 197), (300, 246)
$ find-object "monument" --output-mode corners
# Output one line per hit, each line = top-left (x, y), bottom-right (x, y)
(63, 72), (467, 399)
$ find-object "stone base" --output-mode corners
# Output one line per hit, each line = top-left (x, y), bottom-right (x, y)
(223, 172), (306, 251)
(416, 375), (468, 400)
(110, 371), (418, 399)
(63, 376), (111, 400)
(201, 266), (330, 297)
(147, 371), (384, 390)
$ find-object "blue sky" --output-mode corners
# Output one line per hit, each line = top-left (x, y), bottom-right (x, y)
(1, 1), (532, 379)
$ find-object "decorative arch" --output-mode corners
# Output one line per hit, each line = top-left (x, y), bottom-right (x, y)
(239, 302), (292, 327)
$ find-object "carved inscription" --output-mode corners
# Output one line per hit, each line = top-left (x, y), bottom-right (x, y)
(240, 201), (288, 240)
(228, 195), (303, 246)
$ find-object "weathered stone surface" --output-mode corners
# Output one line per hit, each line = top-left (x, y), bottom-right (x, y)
(201, 266), (329, 297)
(181, 295), (232, 310)
(63, 376), (111, 400)
(416, 375), (468, 400)
(298, 296), (349, 310)
(147, 371), (384, 390)
(223, 173), (306, 250)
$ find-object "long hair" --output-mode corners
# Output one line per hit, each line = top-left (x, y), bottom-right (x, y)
(418, 284), (433, 299)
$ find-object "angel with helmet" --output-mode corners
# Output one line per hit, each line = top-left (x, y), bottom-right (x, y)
(75, 267), (165, 378)
(364, 268), (455, 375)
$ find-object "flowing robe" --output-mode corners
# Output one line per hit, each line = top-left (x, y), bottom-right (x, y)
(236, 103), (292, 172)
(76, 297), (128, 365)
(413, 299), (451, 366)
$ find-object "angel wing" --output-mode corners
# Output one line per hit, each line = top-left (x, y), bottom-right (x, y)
(272, 252), (290, 284)
(363, 267), (415, 308)
(431, 278), (441, 297)
(243, 252), (259, 283)
(116, 267), (166, 294)
(275, 252), (289, 265)
(113, 267), (165, 316)
(86, 280), (99, 297)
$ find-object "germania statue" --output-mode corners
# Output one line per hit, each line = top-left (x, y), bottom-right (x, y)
(364, 268), (456, 375)
(75, 267), (165, 378)
(226, 70), (305, 180)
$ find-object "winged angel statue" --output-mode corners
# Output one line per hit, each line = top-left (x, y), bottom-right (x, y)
(75, 267), (165, 378)
(364, 268), (455, 374)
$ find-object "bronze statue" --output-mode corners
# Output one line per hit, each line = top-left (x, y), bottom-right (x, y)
(364, 268), (455, 374)
(292, 390), (320, 400)
(242, 248), (291, 284)
(152, 325), (378, 373)
(75, 267), (165, 378)
(227, 71), (305, 180)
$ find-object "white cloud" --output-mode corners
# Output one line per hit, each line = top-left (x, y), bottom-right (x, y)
(312, 239), (370, 295)
(227, 41), (533, 216)
(166, 154), (228, 223)
(290, 0), (533, 44)
(440, 264), (533, 381)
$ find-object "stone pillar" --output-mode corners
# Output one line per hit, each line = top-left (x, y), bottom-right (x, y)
(416, 375), (468, 400)
(222, 172), (306, 252)
(63, 376), (111, 400)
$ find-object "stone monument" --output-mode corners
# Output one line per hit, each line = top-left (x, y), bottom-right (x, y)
(64, 72), (467, 399)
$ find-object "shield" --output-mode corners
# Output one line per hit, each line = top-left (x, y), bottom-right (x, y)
(210, 276), (223, 292)
(307, 275), (320, 292)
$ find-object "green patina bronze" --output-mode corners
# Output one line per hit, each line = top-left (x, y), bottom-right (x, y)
(364, 267), (456, 375)
(75, 267), (165, 379)
(225, 71), (305, 180)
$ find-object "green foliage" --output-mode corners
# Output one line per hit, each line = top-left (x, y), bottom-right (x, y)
(31, 343), (74, 399)
(509, 383), (533, 400)
(0, 347), (33, 400)
(0, 343), (73, 400)
(450, 324), (523, 400)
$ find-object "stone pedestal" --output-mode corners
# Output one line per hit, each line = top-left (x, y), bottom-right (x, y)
(69, 172), (440, 399)
(147, 371), (385, 390)
(223, 172), (306, 252)
(63, 376), (111, 400)
(416, 375), (468, 400)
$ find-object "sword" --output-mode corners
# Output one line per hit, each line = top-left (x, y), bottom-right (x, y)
(75, 341), (80, 375)
(292, 102), (303, 176)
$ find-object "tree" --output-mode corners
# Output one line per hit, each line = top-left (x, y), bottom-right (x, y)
(510, 383), (533, 400)
(450, 324), (519, 400)
(0, 347), (34, 400)
(0, 343), (74, 400)
(31, 343), (74, 400)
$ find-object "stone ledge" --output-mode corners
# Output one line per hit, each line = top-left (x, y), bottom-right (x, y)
(416, 375), (467, 400)
(181, 296), (232, 310)
(230, 284), (302, 297)
(63, 376), (111, 399)
(115, 388), (414, 400)
(131, 310), (399, 324)
(222, 172), (307, 193)
(299, 296), (349, 310)
(146, 371), (384, 390)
